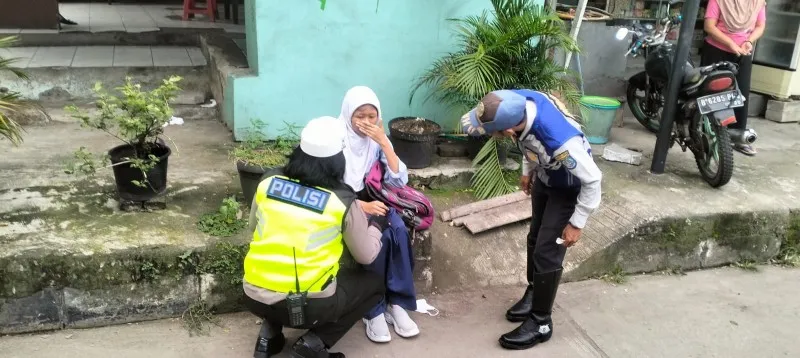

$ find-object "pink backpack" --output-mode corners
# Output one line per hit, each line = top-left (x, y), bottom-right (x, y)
(364, 162), (434, 231)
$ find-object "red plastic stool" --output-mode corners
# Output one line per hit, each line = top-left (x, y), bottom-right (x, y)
(183, 0), (218, 22)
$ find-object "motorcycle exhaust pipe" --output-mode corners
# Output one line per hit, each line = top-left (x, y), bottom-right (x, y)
(729, 128), (758, 144)
(742, 128), (758, 144)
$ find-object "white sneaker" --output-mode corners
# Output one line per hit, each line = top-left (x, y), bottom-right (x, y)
(385, 304), (420, 338)
(363, 314), (391, 343)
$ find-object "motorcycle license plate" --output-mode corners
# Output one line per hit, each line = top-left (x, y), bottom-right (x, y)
(697, 90), (744, 115)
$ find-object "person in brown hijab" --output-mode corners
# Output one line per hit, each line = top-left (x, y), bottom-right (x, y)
(702, 0), (766, 156)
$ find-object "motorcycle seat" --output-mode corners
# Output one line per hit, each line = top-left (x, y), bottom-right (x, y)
(683, 67), (703, 85)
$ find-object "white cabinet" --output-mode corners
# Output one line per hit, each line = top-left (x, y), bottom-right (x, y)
(751, 0), (800, 98)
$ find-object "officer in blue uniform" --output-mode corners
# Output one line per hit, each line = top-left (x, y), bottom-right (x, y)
(461, 89), (602, 350)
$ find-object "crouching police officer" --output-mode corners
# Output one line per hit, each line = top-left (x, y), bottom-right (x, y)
(461, 90), (602, 350)
(242, 116), (385, 358)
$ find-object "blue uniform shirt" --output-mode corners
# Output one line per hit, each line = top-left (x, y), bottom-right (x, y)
(512, 90), (602, 229)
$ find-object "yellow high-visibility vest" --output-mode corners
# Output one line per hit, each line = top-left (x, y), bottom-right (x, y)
(243, 175), (351, 293)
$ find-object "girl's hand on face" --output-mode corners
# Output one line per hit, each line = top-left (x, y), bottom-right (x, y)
(356, 120), (388, 145)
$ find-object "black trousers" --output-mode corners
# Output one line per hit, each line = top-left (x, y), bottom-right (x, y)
(527, 178), (580, 274)
(700, 42), (753, 131)
(243, 270), (385, 348)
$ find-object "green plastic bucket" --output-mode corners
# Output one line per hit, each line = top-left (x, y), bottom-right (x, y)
(579, 96), (621, 145)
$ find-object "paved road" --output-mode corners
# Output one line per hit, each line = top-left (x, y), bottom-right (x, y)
(1, 266), (797, 358)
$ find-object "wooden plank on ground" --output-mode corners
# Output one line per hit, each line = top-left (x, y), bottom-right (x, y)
(440, 191), (529, 222)
(450, 195), (530, 227)
(458, 199), (533, 234)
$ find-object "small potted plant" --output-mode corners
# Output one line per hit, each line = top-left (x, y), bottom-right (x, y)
(65, 76), (183, 202)
(231, 120), (300, 205)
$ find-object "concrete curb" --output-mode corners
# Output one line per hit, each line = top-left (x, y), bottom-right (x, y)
(0, 66), (211, 103)
(12, 104), (219, 126)
(12, 28), (243, 48)
(564, 210), (799, 282)
(6, 206), (788, 334)
(0, 233), (432, 336)
(408, 158), (474, 190)
(199, 34), (251, 131)
(0, 239), (242, 335)
(1, 173), (795, 334)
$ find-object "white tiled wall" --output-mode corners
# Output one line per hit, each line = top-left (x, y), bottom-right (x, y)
(0, 46), (208, 68)
(0, 3), (245, 35)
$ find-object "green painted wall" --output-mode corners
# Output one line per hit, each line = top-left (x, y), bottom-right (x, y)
(243, 0), (260, 76)
(229, 0), (544, 140)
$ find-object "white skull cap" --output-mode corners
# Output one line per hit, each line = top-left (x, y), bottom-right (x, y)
(300, 116), (345, 158)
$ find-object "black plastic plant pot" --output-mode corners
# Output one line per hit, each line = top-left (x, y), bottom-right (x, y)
(108, 143), (171, 202)
(388, 117), (442, 169)
(466, 136), (488, 160)
(237, 160), (269, 206)
(497, 141), (510, 165)
(467, 136), (510, 164)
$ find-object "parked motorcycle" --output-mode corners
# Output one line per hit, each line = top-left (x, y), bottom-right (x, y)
(616, 15), (745, 188)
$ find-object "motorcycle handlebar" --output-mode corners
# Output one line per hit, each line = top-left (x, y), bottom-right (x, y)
(621, 15), (677, 56)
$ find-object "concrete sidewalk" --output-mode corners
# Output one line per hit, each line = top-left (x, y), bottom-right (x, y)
(1, 266), (797, 358)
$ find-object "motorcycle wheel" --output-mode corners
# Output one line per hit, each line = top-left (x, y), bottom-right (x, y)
(691, 112), (734, 188)
(626, 85), (661, 134)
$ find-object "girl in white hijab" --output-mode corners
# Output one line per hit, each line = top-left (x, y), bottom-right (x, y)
(338, 86), (419, 343)
(339, 86), (409, 214)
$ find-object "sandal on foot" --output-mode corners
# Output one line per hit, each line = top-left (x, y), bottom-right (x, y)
(733, 144), (757, 156)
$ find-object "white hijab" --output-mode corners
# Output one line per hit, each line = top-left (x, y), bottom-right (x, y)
(339, 86), (382, 192)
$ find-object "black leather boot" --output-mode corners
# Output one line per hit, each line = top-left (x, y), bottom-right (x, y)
(254, 320), (285, 358)
(291, 332), (345, 358)
(506, 247), (536, 322)
(499, 268), (562, 350)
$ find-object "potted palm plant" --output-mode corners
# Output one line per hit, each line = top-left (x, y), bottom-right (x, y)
(65, 76), (183, 202)
(0, 36), (29, 146)
(410, 0), (580, 200)
(231, 120), (300, 206)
